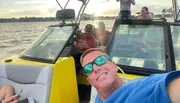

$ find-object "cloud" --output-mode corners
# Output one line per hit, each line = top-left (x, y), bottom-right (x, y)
(48, 7), (59, 13)
(4, 10), (44, 17)
(99, 3), (172, 16)
(0, 0), (176, 18)
(13, 10), (43, 15)
(14, 1), (49, 5)
(101, 8), (119, 16)
(0, 0), (12, 4)
(131, 4), (171, 14)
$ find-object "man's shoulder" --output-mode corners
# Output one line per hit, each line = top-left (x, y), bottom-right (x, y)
(95, 95), (103, 103)
(94, 71), (180, 103)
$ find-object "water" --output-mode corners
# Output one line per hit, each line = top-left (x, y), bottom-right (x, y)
(0, 20), (115, 59)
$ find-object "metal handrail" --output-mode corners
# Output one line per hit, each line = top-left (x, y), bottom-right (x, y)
(56, 0), (63, 9)
(56, 0), (90, 23)
(75, 0), (90, 23)
(78, 0), (90, 23)
(64, 0), (70, 9)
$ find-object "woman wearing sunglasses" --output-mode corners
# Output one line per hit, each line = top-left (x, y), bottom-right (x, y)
(81, 48), (180, 103)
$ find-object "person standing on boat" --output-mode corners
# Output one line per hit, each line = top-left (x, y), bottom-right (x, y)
(116, 0), (135, 19)
(80, 48), (180, 103)
(74, 24), (97, 52)
(138, 7), (153, 20)
(96, 21), (110, 46)
(0, 86), (19, 103)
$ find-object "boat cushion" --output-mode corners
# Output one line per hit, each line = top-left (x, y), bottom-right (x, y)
(0, 64), (53, 103)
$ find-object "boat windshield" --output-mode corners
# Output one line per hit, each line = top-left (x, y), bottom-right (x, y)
(171, 25), (180, 70)
(21, 26), (75, 62)
(108, 24), (166, 71)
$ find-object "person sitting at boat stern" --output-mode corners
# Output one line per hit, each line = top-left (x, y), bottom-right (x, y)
(74, 24), (97, 52)
(0, 85), (19, 103)
(80, 48), (180, 103)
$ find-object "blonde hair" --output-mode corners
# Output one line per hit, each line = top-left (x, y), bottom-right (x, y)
(80, 48), (106, 65)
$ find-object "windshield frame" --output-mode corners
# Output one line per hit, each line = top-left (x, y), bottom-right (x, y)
(19, 23), (79, 64)
(106, 19), (176, 75)
(168, 22), (180, 67)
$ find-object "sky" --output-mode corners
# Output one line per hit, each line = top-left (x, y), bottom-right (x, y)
(0, 0), (177, 18)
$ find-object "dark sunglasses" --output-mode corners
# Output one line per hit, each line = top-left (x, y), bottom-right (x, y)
(83, 55), (111, 76)
(85, 29), (93, 33)
(141, 9), (145, 12)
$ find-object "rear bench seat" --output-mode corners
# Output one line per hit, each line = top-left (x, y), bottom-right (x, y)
(0, 64), (53, 103)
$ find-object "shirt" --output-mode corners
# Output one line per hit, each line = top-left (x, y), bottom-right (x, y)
(74, 32), (96, 52)
(96, 71), (180, 103)
(120, 0), (131, 11)
(96, 29), (110, 46)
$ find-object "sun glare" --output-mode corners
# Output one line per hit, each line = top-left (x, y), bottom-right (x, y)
(94, 10), (102, 16)
(86, 1), (106, 16)
(85, 0), (120, 16)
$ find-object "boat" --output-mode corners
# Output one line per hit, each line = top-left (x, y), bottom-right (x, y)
(0, 0), (180, 103)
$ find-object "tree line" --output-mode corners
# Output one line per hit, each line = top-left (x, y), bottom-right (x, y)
(0, 16), (118, 23)
(0, 17), (57, 23)
(0, 14), (172, 23)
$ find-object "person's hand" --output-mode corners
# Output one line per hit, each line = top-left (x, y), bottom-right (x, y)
(116, 0), (120, 2)
(82, 41), (89, 48)
(74, 42), (83, 49)
(2, 95), (19, 103)
(78, 40), (89, 48)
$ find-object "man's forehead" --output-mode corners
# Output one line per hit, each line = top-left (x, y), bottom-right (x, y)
(86, 51), (104, 57)
(82, 51), (104, 63)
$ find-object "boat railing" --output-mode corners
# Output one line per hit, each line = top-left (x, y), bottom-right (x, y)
(56, 0), (90, 24)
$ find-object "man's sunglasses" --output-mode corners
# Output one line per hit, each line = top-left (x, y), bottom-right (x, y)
(82, 55), (111, 76)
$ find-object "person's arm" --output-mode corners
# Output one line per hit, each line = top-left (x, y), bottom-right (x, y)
(167, 77), (180, 103)
(149, 15), (153, 19)
(1, 95), (19, 103)
(131, 0), (135, 5)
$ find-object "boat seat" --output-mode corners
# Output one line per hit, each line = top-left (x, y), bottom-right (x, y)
(0, 64), (53, 103)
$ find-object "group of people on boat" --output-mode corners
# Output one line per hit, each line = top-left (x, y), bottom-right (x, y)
(117, 0), (153, 19)
(74, 21), (111, 52)
(0, 1), (173, 103)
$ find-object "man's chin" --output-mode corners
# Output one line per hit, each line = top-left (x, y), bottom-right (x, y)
(98, 81), (111, 89)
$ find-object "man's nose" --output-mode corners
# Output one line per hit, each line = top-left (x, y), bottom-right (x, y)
(93, 65), (101, 74)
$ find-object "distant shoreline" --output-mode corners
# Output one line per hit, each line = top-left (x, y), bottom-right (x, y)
(0, 15), (173, 23)
(0, 16), (117, 23)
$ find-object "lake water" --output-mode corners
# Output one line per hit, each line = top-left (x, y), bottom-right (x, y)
(0, 20), (115, 59)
